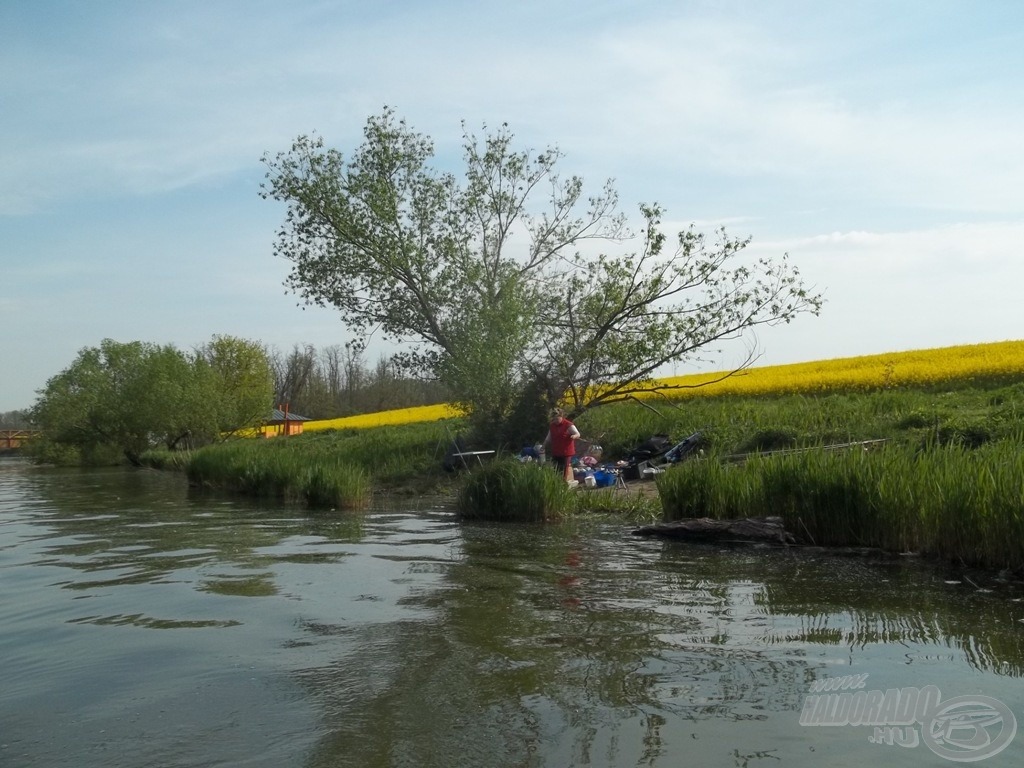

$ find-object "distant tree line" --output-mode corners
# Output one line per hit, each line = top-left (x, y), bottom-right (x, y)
(16, 336), (449, 466)
(0, 410), (30, 428)
(267, 343), (449, 420)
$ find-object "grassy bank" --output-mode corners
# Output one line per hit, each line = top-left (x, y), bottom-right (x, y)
(575, 383), (1024, 459)
(168, 421), (457, 509)
(153, 371), (1024, 570)
(185, 439), (372, 509)
(657, 442), (1024, 571)
(574, 381), (1024, 571)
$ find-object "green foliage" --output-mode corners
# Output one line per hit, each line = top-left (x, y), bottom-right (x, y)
(657, 442), (1024, 571)
(482, 376), (551, 450)
(194, 335), (275, 436)
(304, 421), (456, 484)
(31, 340), (196, 465)
(457, 460), (575, 522)
(261, 110), (565, 431)
(262, 109), (821, 444)
(185, 439), (371, 510)
(30, 336), (274, 466)
(574, 382), (1024, 460)
(183, 419), (456, 502)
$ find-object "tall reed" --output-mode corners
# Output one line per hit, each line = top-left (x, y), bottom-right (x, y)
(186, 439), (370, 509)
(658, 443), (1024, 571)
(457, 460), (575, 522)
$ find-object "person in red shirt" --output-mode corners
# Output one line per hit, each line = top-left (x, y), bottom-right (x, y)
(544, 408), (581, 484)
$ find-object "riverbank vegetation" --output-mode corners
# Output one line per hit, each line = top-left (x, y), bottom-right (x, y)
(159, 339), (1024, 573)
(185, 439), (372, 510)
(658, 442), (1024, 571)
(28, 336), (274, 466)
(34, 336), (1023, 571)
(179, 421), (453, 509)
(578, 363), (1024, 571)
(456, 460), (576, 522)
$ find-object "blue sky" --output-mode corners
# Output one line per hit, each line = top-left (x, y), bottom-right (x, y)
(3, 0), (1023, 411)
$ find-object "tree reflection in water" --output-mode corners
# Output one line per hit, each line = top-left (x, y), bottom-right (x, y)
(294, 522), (1024, 767)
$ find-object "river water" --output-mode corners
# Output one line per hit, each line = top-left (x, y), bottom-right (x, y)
(1, 458), (1023, 767)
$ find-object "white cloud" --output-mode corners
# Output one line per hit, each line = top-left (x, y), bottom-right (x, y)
(4, 3), (1023, 220)
(738, 221), (1024, 368)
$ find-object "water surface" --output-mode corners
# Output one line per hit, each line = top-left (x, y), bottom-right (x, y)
(1, 459), (1022, 767)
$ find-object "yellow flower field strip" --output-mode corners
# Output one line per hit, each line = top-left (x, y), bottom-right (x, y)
(303, 403), (465, 432)
(650, 339), (1024, 398)
(281, 339), (1024, 432)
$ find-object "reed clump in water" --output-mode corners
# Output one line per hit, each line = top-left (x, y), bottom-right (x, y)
(185, 439), (370, 510)
(457, 459), (575, 522)
(657, 442), (1024, 571)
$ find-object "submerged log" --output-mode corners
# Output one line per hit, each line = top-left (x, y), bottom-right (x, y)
(632, 516), (796, 546)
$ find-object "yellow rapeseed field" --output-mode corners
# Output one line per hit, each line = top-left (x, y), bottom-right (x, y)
(652, 339), (1024, 399)
(288, 340), (1024, 432)
(647, 342), (1024, 403)
(302, 403), (464, 433)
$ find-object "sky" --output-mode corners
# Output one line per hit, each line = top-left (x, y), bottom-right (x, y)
(3, 0), (1023, 412)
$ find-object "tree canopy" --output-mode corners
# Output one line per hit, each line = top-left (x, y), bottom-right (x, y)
(262, 109), (822, 443)
(194, 334), (277, 437)
(30, 336), (273, 465)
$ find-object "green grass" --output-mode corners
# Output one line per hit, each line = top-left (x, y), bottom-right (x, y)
(457, 460), (575, 522)
(173, 419), (458, 509)
(657, 441), (1024, 571)
(184, 438), (371, 509)
(574, 383), (1024, 459)
(147, 381), (1024, 571)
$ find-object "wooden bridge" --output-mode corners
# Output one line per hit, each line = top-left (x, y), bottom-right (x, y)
(0, 429), (40, 450)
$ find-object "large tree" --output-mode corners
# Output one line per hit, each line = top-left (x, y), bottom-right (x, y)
(193, 335), (275, 437)
(31, 340), (198, 465)
(31, 336), (273, 465)
(262, 109), (822, 440)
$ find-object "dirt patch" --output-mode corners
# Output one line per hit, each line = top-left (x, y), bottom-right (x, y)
(621, 479), (660, 499)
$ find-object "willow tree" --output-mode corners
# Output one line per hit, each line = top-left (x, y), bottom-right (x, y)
(262, 109), (822, 442)
(31, 336), (273, 465)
